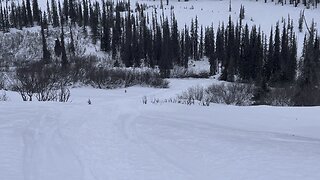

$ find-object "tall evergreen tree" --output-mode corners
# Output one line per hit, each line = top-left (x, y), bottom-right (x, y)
(26, 0), (33, 26)
(90, 2), (100, 44)
(83, 0), (89, 27)
(21, 0), (28, 27)
(272, 22), (281, 83)
(32, 0), (40, 23)
(51, 0), (59, 27)
(199, 25), (204, 59)
(47, 0), (52, 24)
(60, 15), (68, 67)
(183, 25), (190, 68)
(205, 25), (216, 75)
(123, 10), (133, 67)
(159, 18), (172, 77)
(63, 0), (69, 22)
(69, 0), (76, 24)
(171, 12), (180, 65)
(41, 13), (51, 61)
(101, 0), (111, 52)
(295, 24), (320, 105)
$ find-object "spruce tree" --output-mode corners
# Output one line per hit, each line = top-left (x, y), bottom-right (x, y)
(216, 23), (225, 74)
(101, 0), (111, 52)
(265, 27), (274, 82)
(63, 0), (69, 22)
(77, 3), (83, 27)
(280, 23), (290, 82)
(54, 38), (62, 57)
(26, 0), (33, 26)
(47, 0), (52, 24)
(60, 15), (68, 67)
(171, 12), (180, 65)
(69, 26), (75, 55)
(69, 0), (76, 24)
(32, 0), (40, 23)
(295, 26), (320, 105)
(159, 18), (172, 77)
(123, 10), (133, 67)
(83, 0), (89, 27)
(272, 22), (281, 83)
(199, 25), (204, 59)
(51, 0), (59, 27)
(41, 13), (51, 61)
(183, 25), (190, 68)
(90, 2), (100, 44)
(21, 0), (28, 27)
(205, 25), (216, 75)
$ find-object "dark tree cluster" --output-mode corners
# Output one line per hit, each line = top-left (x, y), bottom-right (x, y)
(295, 22), (320, 105)
(262, 0), (319, 8)
(1, 0), (320, 105)
(205, 17), (297, 87)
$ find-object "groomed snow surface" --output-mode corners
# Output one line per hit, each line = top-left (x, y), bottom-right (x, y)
(1, 78), (320, 180)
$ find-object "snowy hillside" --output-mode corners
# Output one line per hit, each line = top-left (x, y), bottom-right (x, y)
(1, 79), (320, 180)
(1, 0), (320, 179)
(138, 0), (320, 54)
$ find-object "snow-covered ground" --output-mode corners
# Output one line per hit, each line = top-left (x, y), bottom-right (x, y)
(1, 78), (320, 180)
(1, 0), (320, 179)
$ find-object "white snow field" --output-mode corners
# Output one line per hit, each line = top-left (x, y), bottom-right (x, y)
(1, 79), (320, 180)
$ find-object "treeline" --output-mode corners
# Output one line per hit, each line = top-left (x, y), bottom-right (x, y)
(262, 0), (319, 8)
(213, 17), (297, 86)
(1, 0), (320, 105)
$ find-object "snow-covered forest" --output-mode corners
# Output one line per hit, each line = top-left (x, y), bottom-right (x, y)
(0, 0), (320, 179)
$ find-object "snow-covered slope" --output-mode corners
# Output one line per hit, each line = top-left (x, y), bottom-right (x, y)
(2, 0), (319, 57)
(138, 0), (320, 55)
(1, 79), (320, 180)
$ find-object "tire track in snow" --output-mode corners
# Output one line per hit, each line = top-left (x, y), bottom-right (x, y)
(130, 112), (320, 179)
(22, 106), (84, 180)
(113, 104), (195, 179)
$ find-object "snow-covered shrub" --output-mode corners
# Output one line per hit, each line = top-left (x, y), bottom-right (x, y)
(0, 90), (8, 101)
(68, 55), (98, 83)
(263, 87), (295, 106)
(293, 86), (320, 106)
(88, 67), (169, 89)
(58, 86), (71, 102)
(206, 83), (254, 106)
(170, 66), (210, 78)
(177, 83), (254, 106)
(13, 61), (71, 102)
(179, 85), (205, 102)
(142, 96), (147, 104)
(0, 73), (4, 90)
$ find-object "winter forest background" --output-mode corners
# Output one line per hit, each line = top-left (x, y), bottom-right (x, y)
(2, 1), (320, 180)
(0, 0), (320, 105)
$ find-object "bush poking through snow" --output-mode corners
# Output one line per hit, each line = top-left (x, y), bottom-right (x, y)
(205, 83), (254, 106)
(170, 66), (210, 78)
(177, 83), (254, 106)
(264, 87), (295, 106)
(88, 68), (169, 89)
(0, 90), (8, 101)
(0, 74), (4, 90)
(13, 62), (71, 102)
(142, 96), (148, 104)
(179, 85), (205, 102)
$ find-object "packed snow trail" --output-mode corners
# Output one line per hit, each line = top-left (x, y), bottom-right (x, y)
(1, 79), (320, 180)
(22, 107), (84, 180)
